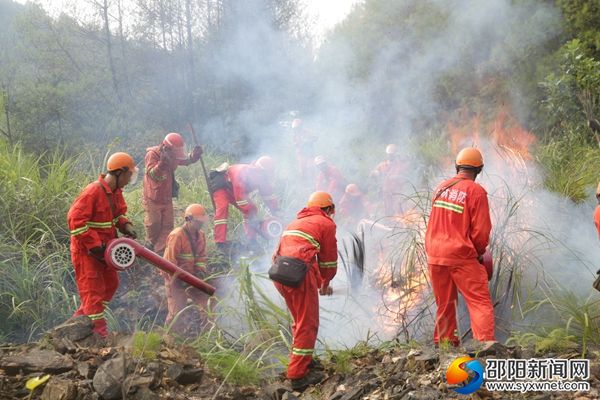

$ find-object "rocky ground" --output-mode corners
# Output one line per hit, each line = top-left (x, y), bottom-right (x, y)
(1, 317), (599, 400)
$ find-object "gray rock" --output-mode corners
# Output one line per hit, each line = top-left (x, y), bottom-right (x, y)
(281, 392), (300, 400)
(50, 316), (94, 342)
(40, 377), (78, 400)
(92, 356), (132, 400)
(165, 364), (203, 385)
(77, 362), (95, 379)
(128, 385), (160, 400)
(0, 348), (75, 375)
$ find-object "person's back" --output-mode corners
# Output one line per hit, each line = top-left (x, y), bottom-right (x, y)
(425, 175), (491, 266)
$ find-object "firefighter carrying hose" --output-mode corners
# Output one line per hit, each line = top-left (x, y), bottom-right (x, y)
(271, 191), (338, 391)
(67, 152), (138, 337)
(163, 204), (210, 334)
(424, 147), (495, 347)
(210, 156), (279, 253)
(143, 132), (202, 254)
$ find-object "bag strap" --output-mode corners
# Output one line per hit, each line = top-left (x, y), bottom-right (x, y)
(433, 178), (465, 201)
(95, 181), (117, 220)
(182, 227), (199, 258)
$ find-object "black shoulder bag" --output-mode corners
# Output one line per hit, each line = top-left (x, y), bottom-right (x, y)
(268, 256), (308, 288)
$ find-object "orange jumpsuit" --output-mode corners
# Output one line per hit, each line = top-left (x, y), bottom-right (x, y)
(594, 205), (600, 240)
(373, 159), (407, 216)
(424, 172), (494, 346)
(163, 226), (208, 333)
(315, 164), (347, 203)
(212, 163), (279, 244)
(273, 207), (337, 380)
(338, 193), (370, 230)
(68, 176), (131, 337)
(143, 145), (195, 254)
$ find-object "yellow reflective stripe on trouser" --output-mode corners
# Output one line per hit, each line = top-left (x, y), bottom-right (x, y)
(177, 253), (194, 260)
(282, 230), (320, 250)
(87, 221), (114, 228)
(70, 225), (89, 236)
(88, 312), (104, 321)
(319, 261), (337, 268)
(214, 219), (228, 225)
(292, 347), (314, 356)
(236, 200), (249, 206)
(433, 200), (464, 214)
(195, 262), (206, 268)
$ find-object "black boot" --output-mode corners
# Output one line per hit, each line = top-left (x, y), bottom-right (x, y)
(290, 369), (325, 391)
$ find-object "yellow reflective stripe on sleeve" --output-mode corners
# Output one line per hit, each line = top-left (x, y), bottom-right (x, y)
(87, 221), (114, 228)
(70, 225), (89, 236)
(148, 168), (166, 181)
(214, 219), (228, 225)
(292, 347), (314, 356)
(319, 261), (337, 268)
(195, 262), (206, 267)
(433, 200), (464, 214)
(113, 214), (127, 223)
(282, 230), (320, 250)
(236, 200), (249, 206)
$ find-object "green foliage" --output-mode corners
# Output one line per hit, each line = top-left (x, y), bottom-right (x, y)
(508, 328), (579, 354)
(132, 331), (162, 360)
(325, 341), (371, 375)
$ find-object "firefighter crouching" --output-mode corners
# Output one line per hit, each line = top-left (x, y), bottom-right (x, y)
(163, 204), (210, 334)
(270, 191), (338, 391)
(210, 156), (279, 252)
(424, 147), (495, 347)
(143, 132), (202, 254)
(67, 152), (138, 338)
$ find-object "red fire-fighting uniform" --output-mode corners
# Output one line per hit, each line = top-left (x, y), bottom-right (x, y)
(143, 145), (197, 254)
(594, 205), (600, 240)
(373, 159), (407, 216)
(338, 193), (370, 229)
(68, 176), (131, 337)
(212, 163), (279, 244)
(315, 165), (347, 203)
(163, 226), (208, 332)
(424, 171), (495, 346)
(273, 207), (338, 380)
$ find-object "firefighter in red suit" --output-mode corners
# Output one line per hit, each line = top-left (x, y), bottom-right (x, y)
(338, 183), (371, 230)
(314, 155), (347, 202)
(143, 132), (202, 254)
(211, 156), (279, 251)
(291, 118), (316, 181)
(163, 204), (209, 334)
(272, 191), (337, 391)
(370, 144), (407, 216)
(424, 147), (495, 347)
(67, 152), (138, 337)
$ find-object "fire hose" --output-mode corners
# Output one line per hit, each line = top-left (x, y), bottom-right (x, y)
(104, 237), (216, 295)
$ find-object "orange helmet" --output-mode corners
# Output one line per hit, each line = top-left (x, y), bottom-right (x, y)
(385, 144), (397, 155)
(255, 156), (274, 171)
(455, 147), (483, 168)
(314, 155), (326, 166)
(292, 118), (302, 129)
(163, 132), (186, 159)
(307, 191), (334, 208)
(107, 152), (135, 172)
(185, 204), (208, 222)
(345, 183), (361, 196)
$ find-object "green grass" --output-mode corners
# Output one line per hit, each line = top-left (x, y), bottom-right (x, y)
(132, 331), (162, 359)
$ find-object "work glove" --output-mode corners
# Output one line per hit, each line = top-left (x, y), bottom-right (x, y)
(319, 284), (333, 296)
(477, 254), (484, 264)
(120, 223), (138, 239)
(190, 145), (203, 162)
(89, 245), (106, 263)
